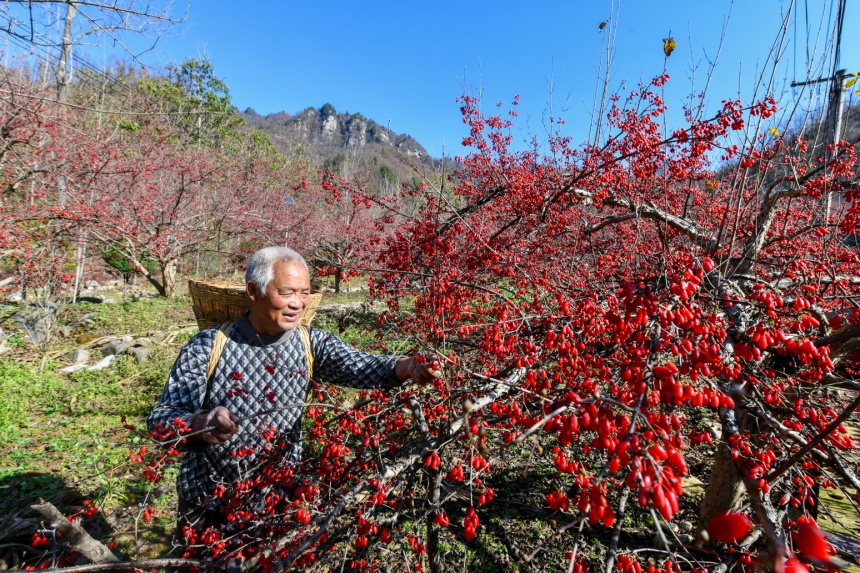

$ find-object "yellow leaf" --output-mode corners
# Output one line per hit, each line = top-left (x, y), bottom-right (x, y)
(768, 127), (780, 138)
(663, 37), (677, 57)
(846, 78), (857, 88)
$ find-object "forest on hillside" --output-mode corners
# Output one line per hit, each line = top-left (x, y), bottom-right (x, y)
(1, 2), (860, 573)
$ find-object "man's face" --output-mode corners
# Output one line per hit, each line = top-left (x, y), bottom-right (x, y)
(247, 262), (311, 335)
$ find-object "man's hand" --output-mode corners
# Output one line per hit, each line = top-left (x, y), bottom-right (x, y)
(396, 351), (443, 385)
(190, 406), (239, 444)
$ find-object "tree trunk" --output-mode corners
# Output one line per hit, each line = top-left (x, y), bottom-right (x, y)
(699, 436), (745, 530)
(334, 268), (342, 294)
(56, 1), (77, 101)
(426, 468), (443, 573)
(71, 233), (87, 303)
(161, 259), (177, 298)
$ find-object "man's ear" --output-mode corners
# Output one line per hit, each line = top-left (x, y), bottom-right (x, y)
(247, 281), (261, 302)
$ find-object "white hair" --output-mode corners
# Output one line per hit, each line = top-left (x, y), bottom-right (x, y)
(245, 246), (309, 295)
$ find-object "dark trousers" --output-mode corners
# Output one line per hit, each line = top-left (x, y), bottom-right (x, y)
(176, 497), (228, 541)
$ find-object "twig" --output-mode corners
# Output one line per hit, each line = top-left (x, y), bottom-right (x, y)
(764, 391), (860, 482)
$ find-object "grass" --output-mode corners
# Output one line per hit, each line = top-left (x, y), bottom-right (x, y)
(0, 295), (187, 501)
(76, 295), (195, 336)
(0, 286), (404, 563)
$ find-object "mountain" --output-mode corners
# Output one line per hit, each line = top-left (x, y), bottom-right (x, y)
(240, 104), (442, 186)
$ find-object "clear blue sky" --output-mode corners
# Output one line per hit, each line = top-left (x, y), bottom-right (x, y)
(147, 1), (859, 157)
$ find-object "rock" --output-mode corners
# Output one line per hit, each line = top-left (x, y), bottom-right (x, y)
(150, 331), (166, 343)
(10, 302), (58, 345)
(87, 355), (116, 370)
(678, 520), (694, 533)
(67, 349), (90, 364)
(134, 337), (153, 347)
(61, 362), (89, 373)
(76, 332), (101, 344)
(130, 347), (152, 363)
(101, 297), (118, 304)
(101, 340), (130, 357)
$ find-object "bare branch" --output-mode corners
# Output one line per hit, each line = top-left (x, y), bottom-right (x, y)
(603, 194), (720, 252)
(31, 501), (118, 564)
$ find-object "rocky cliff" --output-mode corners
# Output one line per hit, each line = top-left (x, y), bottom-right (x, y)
(240, 104), (440, 182)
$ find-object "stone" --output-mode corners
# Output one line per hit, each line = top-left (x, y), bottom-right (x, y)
(60, 312), (99, 338)
(67, 349), (90, 364)
(88, 355), (116, 370)
(61, 362), (89, 373)
(130, 347), (152, 363)
(150, 331), (166, 343)
(101, 340), (130, 357)
(678, 520), (694, 533)
(134, 337), (153, 347)
(10, 302), (58, 345)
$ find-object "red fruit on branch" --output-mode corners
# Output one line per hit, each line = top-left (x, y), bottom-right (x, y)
(434, 511), (450, 527)
(793, 521), (832, 562)
(783, 557), (810, 573)
(706, 512), (753, 543)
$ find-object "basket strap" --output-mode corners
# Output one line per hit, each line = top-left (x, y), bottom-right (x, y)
(298, 325), (314, 379)
(204, 321), (234, 408)
(298, 325), (314, 403)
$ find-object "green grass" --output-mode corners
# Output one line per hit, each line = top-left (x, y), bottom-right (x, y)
(88, 295), (195, 334)
(0, 361), (66, 433)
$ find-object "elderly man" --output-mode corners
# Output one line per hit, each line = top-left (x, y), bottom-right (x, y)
(148, 246), (440, 529)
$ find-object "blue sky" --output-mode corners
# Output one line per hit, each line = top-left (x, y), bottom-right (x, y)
(117, 1), (860, 157)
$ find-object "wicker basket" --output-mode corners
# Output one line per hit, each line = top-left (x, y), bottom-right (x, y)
(189, 279), (323, 331)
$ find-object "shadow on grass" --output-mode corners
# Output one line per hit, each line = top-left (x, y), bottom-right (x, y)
(0, 472), (116, 568)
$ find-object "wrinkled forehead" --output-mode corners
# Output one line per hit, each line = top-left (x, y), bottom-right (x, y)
(270, 261), (311, 290)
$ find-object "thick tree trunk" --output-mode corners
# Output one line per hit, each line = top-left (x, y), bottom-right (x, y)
(699, 438), (745, 529)
(161, 259), (177, 298)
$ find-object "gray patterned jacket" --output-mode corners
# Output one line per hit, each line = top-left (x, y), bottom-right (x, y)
(147, 317), (403, 506)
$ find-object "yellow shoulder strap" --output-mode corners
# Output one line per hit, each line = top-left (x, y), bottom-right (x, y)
(297, 325), (314, 380)
(206, 321), (234, 381)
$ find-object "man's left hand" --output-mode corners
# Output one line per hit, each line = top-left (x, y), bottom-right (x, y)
(396, 351), (443, 384)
